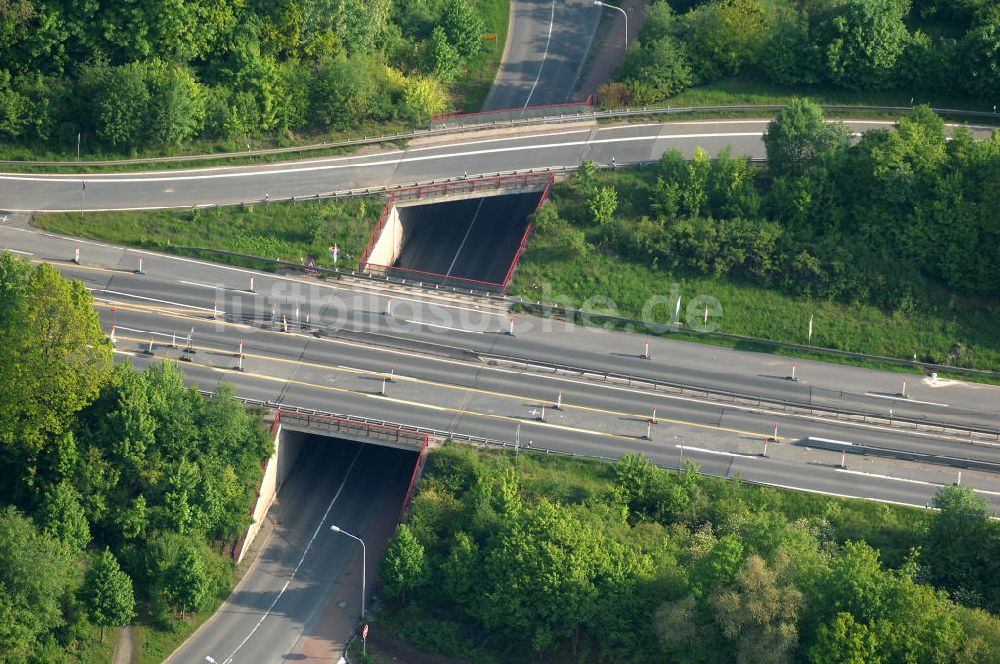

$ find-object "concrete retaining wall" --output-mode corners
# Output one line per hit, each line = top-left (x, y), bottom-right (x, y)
(236, 424), (304, 564)
(366, 205), (403, 267)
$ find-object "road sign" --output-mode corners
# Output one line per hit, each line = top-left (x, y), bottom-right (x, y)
(362, 624), (369, 639)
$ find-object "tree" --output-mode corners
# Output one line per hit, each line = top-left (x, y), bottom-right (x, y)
(378, 523), (425, 603)
(822, 0), (910, 90)
(588, 185), (619, 225)
(83, 61), (153, 149)
(441, 0), (486, 58)
(0, 257), (112, 503)
(146, 61), (205, 147)
(82, 548), (134, 642)
(164, 542), (209, 616)
(810, 612), (882, 664)
(959, 18), (1000, 99)
(39, 480), (91, 553)
(684, 0), (768, 80)
(763, 99), (851, 176)
(0, 506), (80, 660)
(710, 555), (802, 664)
(622, 36), (693, 103)
(925, 485), (991, 601)
(424, 26), (460, 84)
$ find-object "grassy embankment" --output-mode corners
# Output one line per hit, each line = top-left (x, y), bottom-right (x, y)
(35, 197), (384, 273)
(510, 168), (1000, 376)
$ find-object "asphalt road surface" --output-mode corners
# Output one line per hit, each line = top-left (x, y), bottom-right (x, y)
(4, 222), (998, 512)
(165, 436), (415, 664)
(7, 119), (995, 212)
(483, 0), (602, 111)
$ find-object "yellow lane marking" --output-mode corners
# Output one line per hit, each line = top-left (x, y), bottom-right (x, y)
(121, 348), (631, 442)
(33, 259), (133, 276)
(114, 333), (770, 440)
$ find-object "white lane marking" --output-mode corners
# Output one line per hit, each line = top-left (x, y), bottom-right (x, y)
(523, 0), (556, 108)
(445, 197), (485, 277)
(395, 317), (485, 334)
(835, 468), (1000, 497)
(756, 481), (931, 510)
(113, 326), (176, 339)
(220, 445), (363, 664)
(676, 444), (759, 459)
(19, 226), (508, 318)
(864, 392), (949, 407)
(0, 132), (763, 184)
(92, 288), (217, 313)
(3, 248), (33, 255)
(179, 280), (222, 290)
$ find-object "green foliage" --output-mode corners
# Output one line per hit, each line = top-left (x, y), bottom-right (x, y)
(763, 98), (852, 176)
(512, 106), (1000, 371)
(379, 524), (426, 602)
(82, 548), (135, 640)
(0, 0), (502, 155)
(0, 506), (82, 662)
(618, 0), (998, 104)
(442, 0), (487, 58)
(163, 542), (211, 616)
(587, 185), (619, 225)
(0, 256), (112, 503)
(0, 257), (274, 659)
(925, 485), (995, 607)
(385, 446), (1000, 663)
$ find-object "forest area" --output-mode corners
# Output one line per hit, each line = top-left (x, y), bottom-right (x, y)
(513, 102), (1000, 371)
(607, 0), (1000, 106)
(0, 0), (502, 157)
(376, 444), (1000, 663)
(0, 255), (273, 662)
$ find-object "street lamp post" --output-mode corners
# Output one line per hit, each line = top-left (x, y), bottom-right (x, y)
(594, 1), (628, 52)
(330, 525), (367, 620)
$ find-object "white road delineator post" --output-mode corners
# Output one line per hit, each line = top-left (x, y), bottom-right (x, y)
(109, 326), (117, 347)
(840, 450), (847, 469)
(181, 327), (195, 360)
(384, 297), (392, 316)
(642, 340), (650, 360)
(789, 362), (797, 381)
(73, 246), (80, 264)
(644, 419), (653, 441)
(772, 423), (779, 442)
(380, 377), (387, 396)
(538, 405), (546, 422)
(144, 336), (154, 355)
(235, 338), (244, 371)
(555, 390), (562, 410)
(248, 275), (255, 293)
(388, 364), (397, 382)
(170, 330), (177, 349)
(762, 438), (769, 457)
(652, 405), (657, 424)
(135, 255), (144, 274)
(212, 298), (219, 320)
(900, 379), (908, 398)
(282, 314), (289, 333)
(508, 317), (515, 336)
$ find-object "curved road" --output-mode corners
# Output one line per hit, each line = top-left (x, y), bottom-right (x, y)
(3, 120), (995, 212)
(483, 0), (601, 111)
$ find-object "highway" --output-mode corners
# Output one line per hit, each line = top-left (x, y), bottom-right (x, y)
(4, 120), (996, 212)
(482, 0), (601, 110)
(4, 222), (998, 514)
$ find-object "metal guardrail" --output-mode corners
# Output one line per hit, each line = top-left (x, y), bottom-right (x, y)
(8, 103), (997, 168)
(804, 436), (1000, 473)
(274, 410), (429, 448)
(479, 352), (1000, 444)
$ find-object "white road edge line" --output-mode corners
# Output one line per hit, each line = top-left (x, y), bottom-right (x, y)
(835, 467), (1000, 497)
(676, 444), (759, 459)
